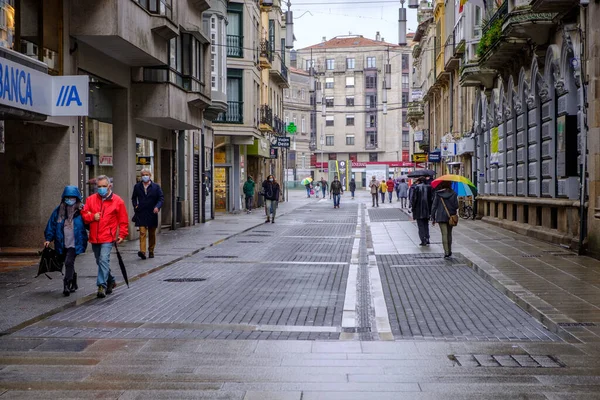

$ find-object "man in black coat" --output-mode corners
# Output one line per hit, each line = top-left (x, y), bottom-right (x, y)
(410, 177), (433, 246)
(132, 169), (164, 259)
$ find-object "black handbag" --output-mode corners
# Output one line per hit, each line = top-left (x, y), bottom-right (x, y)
(36, 247), (64, 279)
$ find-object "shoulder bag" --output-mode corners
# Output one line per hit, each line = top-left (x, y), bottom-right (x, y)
(441, 197), (459, 227)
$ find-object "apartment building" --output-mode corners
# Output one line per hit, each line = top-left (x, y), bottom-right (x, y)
(296, 34), (413, 187)
(0, 0), (220, 248)
(213, 0), (289, 212)
(411, 0), (598, 253)
(283, 66), (312, 179)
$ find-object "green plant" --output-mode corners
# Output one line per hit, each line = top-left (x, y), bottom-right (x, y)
(476, 19), (502, 58)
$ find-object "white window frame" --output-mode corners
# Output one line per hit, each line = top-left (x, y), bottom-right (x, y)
(301, 116), (306, 133)
(325, 135), (335, 146)
(367, 57), (376, 68)
(325, 77), (334, 89)
(346, 135), (355, 146)
(326, 59), (335, 70)
(345, 76), (355, 88)
(346, 114), (355, 126)
(346, 58), (355, 69)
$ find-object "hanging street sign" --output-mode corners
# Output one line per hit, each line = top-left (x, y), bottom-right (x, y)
(274, 136), (291, 148)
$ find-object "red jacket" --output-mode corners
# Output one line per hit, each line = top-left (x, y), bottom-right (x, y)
(386, 180), (395, 192)
(82, 192), (129, 244)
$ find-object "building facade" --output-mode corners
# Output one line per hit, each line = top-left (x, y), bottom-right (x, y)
(412, 0), (598, 253)
(283, 66), (312, 180)
(213, 0), (289, 212)
(0, 0), (220, 248)
(296, 35), (413, 187)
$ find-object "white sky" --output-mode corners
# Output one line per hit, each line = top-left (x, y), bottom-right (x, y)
(291, 1), (420, 49)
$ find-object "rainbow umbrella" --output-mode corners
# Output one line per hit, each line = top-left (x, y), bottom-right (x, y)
(431, 174), (477, 197)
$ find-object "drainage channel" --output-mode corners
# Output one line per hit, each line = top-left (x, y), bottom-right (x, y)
(356, 206), (374, 340)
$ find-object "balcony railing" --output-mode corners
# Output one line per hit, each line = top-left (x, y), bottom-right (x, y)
(142, 66), (205, 93)
(273, 116), (284, 134)
(260, 39), (272, 62)
(483, 0), (508, 34)
(227, 34), (243, 57)
(365, 138), (378, 150)
(215, 101), (244, 124)
(281, 62), (288, 82)
(260, 104), (273, 127)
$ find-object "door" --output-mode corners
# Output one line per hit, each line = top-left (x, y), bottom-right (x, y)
(193, 154), (200, 224)
(214, 167), (229, 212)
(160, 149), (174, 228)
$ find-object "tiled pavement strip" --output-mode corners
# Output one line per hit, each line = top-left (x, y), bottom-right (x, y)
(2, 192), (600, 398)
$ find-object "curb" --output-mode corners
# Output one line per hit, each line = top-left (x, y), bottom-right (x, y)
(0, 208), (298, 337)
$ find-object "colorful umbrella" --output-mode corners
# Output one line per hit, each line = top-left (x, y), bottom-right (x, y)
(301, 177), (313, 185)
(431, 174), (477, 197)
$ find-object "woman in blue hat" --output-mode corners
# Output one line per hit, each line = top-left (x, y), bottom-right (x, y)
(44, 186), (89, 296)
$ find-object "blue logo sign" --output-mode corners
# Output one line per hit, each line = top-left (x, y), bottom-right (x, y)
(0, 63), (33, 106)
(429, 151), (441, 162)
(56, 85), (82, 107)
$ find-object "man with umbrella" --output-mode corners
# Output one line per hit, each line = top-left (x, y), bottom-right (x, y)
(82, 175), (129, 298)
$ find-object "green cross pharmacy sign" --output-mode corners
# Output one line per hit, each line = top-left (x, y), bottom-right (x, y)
(286, 122), (297, 134)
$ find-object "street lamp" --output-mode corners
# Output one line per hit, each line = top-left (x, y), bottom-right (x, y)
(399, 0), (407, 46)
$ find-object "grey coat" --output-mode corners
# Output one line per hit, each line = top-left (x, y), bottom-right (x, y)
(397, 182), (409, 198)
(431, 189), (459, 223)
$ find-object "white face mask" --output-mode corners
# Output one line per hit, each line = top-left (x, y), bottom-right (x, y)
(269, 178), (274, 182)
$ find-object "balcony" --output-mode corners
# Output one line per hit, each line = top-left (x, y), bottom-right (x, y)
(365, 137), (378, 150)
(269, 53), (290, 88)
(444, 34), (460, 72)
(273, 116), (284, 135)
(71, 0), (176, 66)
(259, 39), (272, 69)
(214, 101), (244, 124)
(407, 101), (424, 126)
(259, 104), (273, 132)
(530, 0), (578, 13)
(459, 62), (497, 88)
(141, 66), (211, 108)
(227, 35), (244, 58)
(188, 0), (210, 12)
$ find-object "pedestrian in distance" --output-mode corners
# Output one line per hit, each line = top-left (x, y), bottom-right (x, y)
(410, 177), (433, 246)
(305, 181), (311, 198)
(379, 180), (387, 204)
(386, 177), (395, 203)
(315, 181), (321, 198)
(82, 175), (129, 298)
(397, 179), (409, 208)
(132, 169), (164, 260)
(349, 178), (356, 199)
(243, 175), (255, 214)
(320, 177), (328, 198)
(262, 175), (281, 223)
(369, 176), (379, 207)
(44, 186), (88, 297)
(330, 175), (343, 209)
(431, 181), (459, 258)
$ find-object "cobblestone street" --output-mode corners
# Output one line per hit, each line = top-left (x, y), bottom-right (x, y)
(1, 191), (600, 398)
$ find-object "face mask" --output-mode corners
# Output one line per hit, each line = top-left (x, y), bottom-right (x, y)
(97, 187), (108, 197)
(141, 176), (150, 183)
(269, 178), (273, 182)
(64, 198), (76, 206)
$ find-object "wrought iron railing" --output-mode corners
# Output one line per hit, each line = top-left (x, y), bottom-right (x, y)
(260, 104), (273, 126)
(215, 101), (244, 123)
(227, 35), (243, 57)
(483, 0), (508, 34)
(260, 39), (272, 62)
(281, 63), (288, 82)
(273, 116), (284, 134)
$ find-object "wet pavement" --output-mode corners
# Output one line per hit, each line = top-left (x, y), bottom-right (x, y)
(1, 190), (600, 398)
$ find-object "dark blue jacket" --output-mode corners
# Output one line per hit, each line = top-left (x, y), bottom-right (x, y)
(131, 181), (164, 227)
(44, 186), (88, 255)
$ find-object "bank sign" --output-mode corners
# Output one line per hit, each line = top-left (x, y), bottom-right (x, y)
(0, 57), (88, 116)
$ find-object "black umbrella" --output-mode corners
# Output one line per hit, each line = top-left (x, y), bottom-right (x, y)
(113, 241), (130, 288)
(407, 169), (436, 178)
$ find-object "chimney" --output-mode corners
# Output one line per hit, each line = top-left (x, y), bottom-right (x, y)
(322, 36), (326, 43)
(376, 31), (381, 41)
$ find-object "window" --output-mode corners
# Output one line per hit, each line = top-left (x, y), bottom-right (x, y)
(346, 96), (355, 106)
(346, 76), (355, 88)
(285, 116), (289, 125)
(325, 97), (334, 107)
(226, 5), (243, 57)
(402, 92), (409, 107)
(328, 153), (337, 160)
(301, 116), (306, 133)
(366, 57), (376, 68)
(402, 54), (409, 70)
(325, 135), (334, 146)
(349, 153), (358, 162)
(346, 58), (355, 69)
(366, 94), (377, 108)
(346, 115), (355, 126)
(285, 89), (289, 98)
(326, 116), (334, 126)
(402, 74), (409, 89)
(305, 59), (315, 71)
(402, 132), (409, 148)
(366, 76), (376, 89)
(366, 114), (377, 128)
(346, 135), (355, 145)
(474, 6), (482, 38)
(167, 34), (204, 88)
(369, 153), (378, 162)
(326, 59), (335, 70)
(293, 117), (297, 127)
(301, 89), (305, 100)
(138, 0), (173, 19)
(325, 77), (334, 89)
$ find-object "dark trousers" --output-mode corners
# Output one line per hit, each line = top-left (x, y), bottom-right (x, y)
(416, 218), (430, 245)
(245, 195), (253, 211)
(400, 197), (407, 208)
(372, 193), (379, 207)
(64, 247), (76, 281)
(333, 193), (341, 207)
(380, 192), (385, 203)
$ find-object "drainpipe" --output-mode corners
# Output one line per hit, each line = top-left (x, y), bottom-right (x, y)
(578, 3), (589, 254)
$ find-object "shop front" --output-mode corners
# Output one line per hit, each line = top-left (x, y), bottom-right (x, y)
(247, 137), (271, 207)
(214, 136), (234, 212)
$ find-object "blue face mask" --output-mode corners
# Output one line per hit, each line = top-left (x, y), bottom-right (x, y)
(64, 198), (76, 206)
(141, 176), (150, 183)
(97, 187), (108, 197)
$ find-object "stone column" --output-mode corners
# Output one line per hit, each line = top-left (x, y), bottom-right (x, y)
(587, 1), (600, 254)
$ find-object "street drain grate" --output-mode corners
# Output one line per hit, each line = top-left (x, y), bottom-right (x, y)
(205, 255), (238, 259)
(247, 234), (273, 237)
(342, 327), (371, 333)
(558, 322), (597, 327)
(164, 278), (207, 283)
(237, 241), (263, 244)
(550, 252), (578, 257)
(521, 254), (542, 258)
(449, 354), (564, 368)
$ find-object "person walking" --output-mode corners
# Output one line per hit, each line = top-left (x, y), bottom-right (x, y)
(243, 175), (256, 214)
(305, 181), (311, 198)
(82, 175), (129, 298)
(431, 181), (459, 258)
(314, 181), (321, 198)
(379, 180), (387, 204)
(349, 178), (356, 199)
(386, 177), (395, 203)
(132, 169), (164, 260)
(330, 175), (343, 209)
(398, 179), (409, 208)
(320, 177), (328, 199)
(410, 177), (433, 246)
(369, 176), (379, 207)
(262, 175), (281, 223)
(44, 186), (88, 297)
